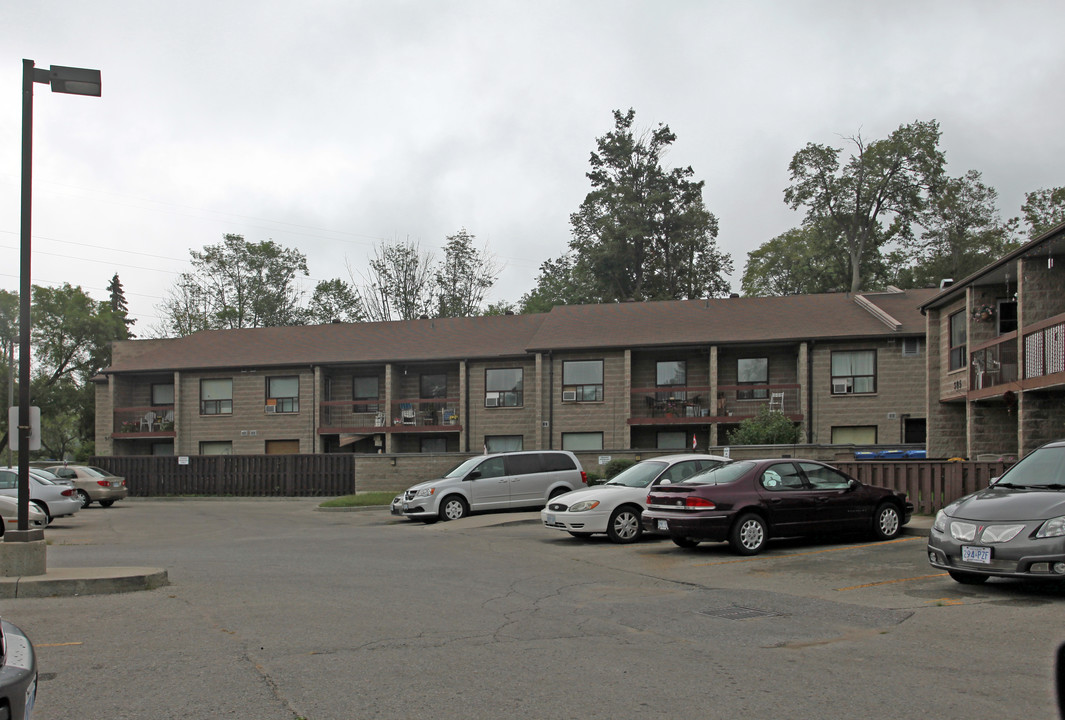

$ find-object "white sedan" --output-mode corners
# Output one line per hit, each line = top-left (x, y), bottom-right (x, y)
(0, 495), (48, 535)
(0, 468), (82, 523)
(541, 453), (730, 543)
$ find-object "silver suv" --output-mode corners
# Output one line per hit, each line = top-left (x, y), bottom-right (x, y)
(391, 451), (587, 522)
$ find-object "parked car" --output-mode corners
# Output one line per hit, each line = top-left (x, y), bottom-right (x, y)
(0, 495), (48, 535)
(542, 453), (730, 543)
(42, 465), (128, 508)
(0, 468), (81, 523)
(927, 439), (1065, 584)
(391, 451), (587, 522)
(0, 617), (37, 720)
(642, 458), (912, 555)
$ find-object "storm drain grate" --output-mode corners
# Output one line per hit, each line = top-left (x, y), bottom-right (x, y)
(698, 605), (780, 621)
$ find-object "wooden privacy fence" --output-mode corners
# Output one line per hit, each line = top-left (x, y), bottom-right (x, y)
(88, 454), (356, 497)
(836, 461), (1012, 515)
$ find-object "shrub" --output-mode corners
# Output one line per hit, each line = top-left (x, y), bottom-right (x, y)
(727, 406), (801, 445)
(603, 458), (636, 479)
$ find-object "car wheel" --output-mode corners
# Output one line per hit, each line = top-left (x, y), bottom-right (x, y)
(438, 496), (468, 521)
(606, 506), (642, 544)
(99, 500), (115, 508)
(76, 490), (92, 508)
(548, 487), (567, 500)
(948, 570), (990, 585)
(672, 536), (700, 549)
(872, 503), (902, 540)
(729, 513), (768, 555)
(31, 501), (51, 526)
(568, 531), (593, 539)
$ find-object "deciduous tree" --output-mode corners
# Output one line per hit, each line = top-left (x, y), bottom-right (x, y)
(435, 229), (498, 318)
(359, 238), (436, 321)
(1021, 186), (1065, 238)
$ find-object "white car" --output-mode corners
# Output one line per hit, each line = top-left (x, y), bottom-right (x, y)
(542, 453), (730, 543)
(0, 468), (82, 524)
(0, 495), (48, 535)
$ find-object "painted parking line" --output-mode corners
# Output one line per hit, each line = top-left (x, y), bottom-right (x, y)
(692, 536), (921, 567)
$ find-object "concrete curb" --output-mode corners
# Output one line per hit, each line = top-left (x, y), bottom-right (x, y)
(0, 567), (169, 599)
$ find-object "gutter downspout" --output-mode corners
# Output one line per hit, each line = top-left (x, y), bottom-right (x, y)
(807, 341), (814, 444)
(548, 351), (554, 450)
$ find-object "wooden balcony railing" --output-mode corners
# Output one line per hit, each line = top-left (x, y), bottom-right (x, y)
(969, 333), (1019, 391)
(629, 385), (800, 423)
(1023, 313), (1065, 380)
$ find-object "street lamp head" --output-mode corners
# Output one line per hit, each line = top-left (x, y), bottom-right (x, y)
(42, 65), (102, 96)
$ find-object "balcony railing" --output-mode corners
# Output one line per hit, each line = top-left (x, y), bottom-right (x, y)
(319, 399), (461, 431)
(629, 385), (800, 422)
(969, 334), (1019, 392)
(1023, 315), (1065, 380)
(113, 406), (175, 436)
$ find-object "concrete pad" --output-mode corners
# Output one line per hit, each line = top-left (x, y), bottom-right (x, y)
(0, 566), (169, 599)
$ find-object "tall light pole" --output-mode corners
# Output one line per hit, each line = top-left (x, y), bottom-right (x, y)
(15, 60), (101, 538)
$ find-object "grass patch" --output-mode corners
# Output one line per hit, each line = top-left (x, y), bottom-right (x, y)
(319, 491), (395, 508)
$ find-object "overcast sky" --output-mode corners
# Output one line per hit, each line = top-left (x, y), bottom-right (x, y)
(2, 1), (1063, 335)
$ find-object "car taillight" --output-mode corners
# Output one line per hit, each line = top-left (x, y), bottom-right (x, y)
(580, 471), (588, 484)
(685, 496), (715, 509)
(61, 488), (75, 497)
(97, 480), (111, 487)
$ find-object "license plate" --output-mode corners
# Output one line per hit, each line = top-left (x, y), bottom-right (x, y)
(962, 546), (991, 564)
(546, 515), (555, 524)
(402, 503), (410, 511)
(657, 519), (669, 531)
(111, 481), (121, 487)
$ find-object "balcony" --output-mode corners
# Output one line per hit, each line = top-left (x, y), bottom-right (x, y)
(969, 333), (1019, 396)
(318, 399), (461, 433)
(1022, 313), (1065, 385)
(628, 385), (800, 425)
(113, 406), (175, 438)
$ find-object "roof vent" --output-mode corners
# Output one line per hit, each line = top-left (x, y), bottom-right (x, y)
(939, 278), (954, 289)
(729, 293), (740, 299)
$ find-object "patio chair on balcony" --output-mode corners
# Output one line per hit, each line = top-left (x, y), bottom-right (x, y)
(139, 411), (157, 432)
(400, 403), (417, 425)
(768, 392), (784, 412)
(374, 412), (386, 427)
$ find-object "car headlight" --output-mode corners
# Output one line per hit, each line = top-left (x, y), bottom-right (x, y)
(933, 510), (948, 533)
(568, 500), (600, 512)
(980, 524), (1025, 543)
(414, 487), (435, 498)
(1036, 515), (1065, 539)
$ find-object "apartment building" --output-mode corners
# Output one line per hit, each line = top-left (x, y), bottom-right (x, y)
(921, 222), (1065, 459)
(95, 288), (937, 457)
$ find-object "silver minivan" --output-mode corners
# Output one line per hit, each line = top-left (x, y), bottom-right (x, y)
(391, 451), (587, 522)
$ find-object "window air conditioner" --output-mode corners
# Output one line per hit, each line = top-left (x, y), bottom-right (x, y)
(485, 397), (499, 407)
(265, 404), (277, 413)
(562, 390), (577, 402)
(832, 381), (851, 394)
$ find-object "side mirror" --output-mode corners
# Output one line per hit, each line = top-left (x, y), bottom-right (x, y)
(848, 479), (859, 491)
(466, 471), (482, 481)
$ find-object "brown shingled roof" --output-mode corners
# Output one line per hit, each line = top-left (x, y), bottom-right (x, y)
(103, 289), (938, 374)
(525, 289), (938, 351)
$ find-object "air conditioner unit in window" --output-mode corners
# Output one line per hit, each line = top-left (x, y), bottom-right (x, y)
(832, 381), (851, 394)
(485, 397), (499, 407)
(265, 404), (276, 413)
(562, 390), (577, 402)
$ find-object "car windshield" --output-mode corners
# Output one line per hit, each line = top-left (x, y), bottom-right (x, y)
(995, 446), (1065, 488)
(680, 461), (752, 485)
(443, 456), (487, 479)
(605, 461), (667, 488)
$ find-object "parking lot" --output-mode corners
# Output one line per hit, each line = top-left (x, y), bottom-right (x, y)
(6, 500), (1063, 719)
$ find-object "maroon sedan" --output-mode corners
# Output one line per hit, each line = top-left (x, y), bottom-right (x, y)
(642, 458), (912, 555)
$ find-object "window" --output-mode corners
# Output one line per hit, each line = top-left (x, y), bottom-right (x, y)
(562, 432), (603, 451)
(562, 360), (603, 402)
(474, 457), (506, 479)
(800, 462), (852, 490)
(541, 453), (577, 472)
(485, 435), (523, 453)
(485, 368), (523, 408)
(199, 440), (232, 455)
(760, 462), (804, 490)
(152, 383), (174, 405)
(353, 376), (378, 399)
(420, 437), (447, 453)
(657, 431), (687, 449)
(737, 358), (768, 400)
(656, 361), (687, 402)
(831, 350), (876, 394)
(949, 311), (966, 371)
(421, 373), (447, 399)
(505, 454), (542, 475)
(831, 426), (878, 444)
(901, 338), (920, 357)
(266, 376), (299, 413)
(200, 378), (233, 415)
